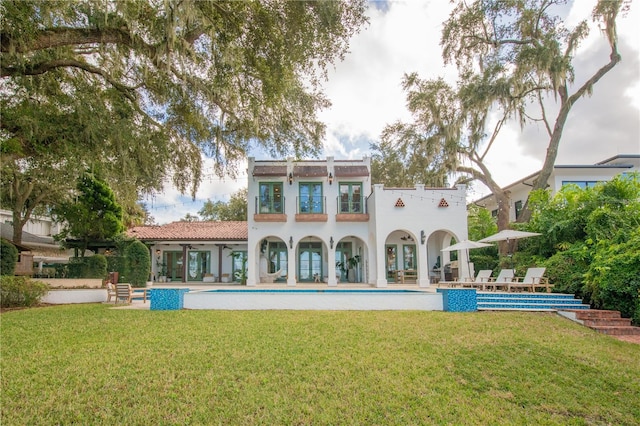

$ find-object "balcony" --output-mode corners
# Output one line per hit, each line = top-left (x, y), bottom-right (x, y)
(336, 195), (369, 222)
(254, 197), (286, 222)
(295, 196), (327, 222)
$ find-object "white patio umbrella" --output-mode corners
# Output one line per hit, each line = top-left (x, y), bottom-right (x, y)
(441, 240), (492, 280)
(478, 230), (541, 243)
(478, 229), (541, 267)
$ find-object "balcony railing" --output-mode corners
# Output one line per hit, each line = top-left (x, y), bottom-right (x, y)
(336, 194), (367, 214)
(296, 196), (326, 214)
(255, 196), (285, 214)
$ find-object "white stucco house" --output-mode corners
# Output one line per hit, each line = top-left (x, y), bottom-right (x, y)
(473, 154), (639, 221)
(130, 157), (471, 286)
(246, 157), (470, 287)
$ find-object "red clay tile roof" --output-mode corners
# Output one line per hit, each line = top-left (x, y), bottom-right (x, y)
(128, 221), (247, 241)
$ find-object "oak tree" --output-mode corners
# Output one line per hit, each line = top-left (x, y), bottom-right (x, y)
(380, 0), (626, 253)
(0, 0), (367, 241)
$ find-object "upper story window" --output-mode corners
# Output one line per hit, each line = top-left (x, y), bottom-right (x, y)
(259, 182), (283, 213)
(514, 200), (523, 219)
(339, 183), (363, 213)
(299, 182), (323, 213)
(561, 180), (600, 189)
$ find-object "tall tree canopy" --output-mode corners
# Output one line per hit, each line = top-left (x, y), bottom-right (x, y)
(380, 0), (626, 247)
(199, 188), (247, 221)
(0, 0), (367, 242)
(53, 172), (125, 256)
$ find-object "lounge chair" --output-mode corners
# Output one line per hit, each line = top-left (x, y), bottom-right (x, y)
(508, 268), (551, 293)
(115, 283), (133, 304)
(483, 269), (515, 291)
(461, 270), (493, 288)
(106, 282), (117, 303)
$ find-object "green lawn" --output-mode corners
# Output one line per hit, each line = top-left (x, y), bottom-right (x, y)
(2, 304), (639, 425)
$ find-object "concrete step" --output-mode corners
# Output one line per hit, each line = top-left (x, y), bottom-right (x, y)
(478, 297), (585, 305)
(477, 292), (578, 299)
(583, 318), (631, 327)
(558, 309), (640, 336)
(573, 309), (622, 320)
(589, 325), (640, 336)
(479, 303), (589, 311)
(477, 293), (589, 311)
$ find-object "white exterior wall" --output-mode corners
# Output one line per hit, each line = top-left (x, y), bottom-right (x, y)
(247, 157), (372, 286)
(0, 209), (62, 237)
(479, 169), (631, 221)
(369, 184), (469, 286)
(247, 157), (469, 287)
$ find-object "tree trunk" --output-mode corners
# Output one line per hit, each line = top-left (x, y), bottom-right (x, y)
(517, 96), (571, 223)
(494, 190), (511, 257)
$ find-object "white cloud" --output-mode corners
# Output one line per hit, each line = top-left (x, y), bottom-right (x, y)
(146, 157), (246, 224)
(149, 1), (639, 222)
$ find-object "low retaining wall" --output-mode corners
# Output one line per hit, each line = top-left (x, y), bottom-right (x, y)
(37, 278), (104, 289)
(42, 289), (107, 304)
(183, 290), (444, 311)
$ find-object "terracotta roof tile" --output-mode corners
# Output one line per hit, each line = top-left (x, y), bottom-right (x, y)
(128, 221), (247, 241)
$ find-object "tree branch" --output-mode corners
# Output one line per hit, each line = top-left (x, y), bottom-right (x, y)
(1, 27), (134, 53)
(567, 52), (621, 106)
(2, 59), (137, 102)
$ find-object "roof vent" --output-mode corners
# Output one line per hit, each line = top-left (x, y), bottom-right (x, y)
(438, 198), (449, 208)
(395, 198), (405, 208)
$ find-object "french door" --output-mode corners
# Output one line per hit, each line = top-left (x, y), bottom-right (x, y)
(298, 242), (322, 282)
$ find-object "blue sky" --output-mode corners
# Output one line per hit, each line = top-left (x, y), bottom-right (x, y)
(147, 1), (640, 224)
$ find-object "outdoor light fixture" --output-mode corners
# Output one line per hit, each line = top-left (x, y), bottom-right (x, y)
(328, 172), (333, 185)
(330, 236), (334, 249)
(288, 172), (293, 185)
(289, 236), (293, 249)
(421, 230), (426, 245)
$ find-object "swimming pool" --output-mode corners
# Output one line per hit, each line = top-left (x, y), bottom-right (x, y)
(182, 288), (443, 310)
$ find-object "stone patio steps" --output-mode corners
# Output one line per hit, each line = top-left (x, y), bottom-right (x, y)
(477, 292), (589, 311)
(560, 309), (640, 336)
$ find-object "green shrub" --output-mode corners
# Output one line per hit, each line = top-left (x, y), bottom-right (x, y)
(86, 254), (107, 278)
(1, 238), (18, 276)
(67, 255), (108, 278)
(0, 276), (49, 308)
(585, 231), (640, 325)
(125, 240), (150, 287)
(106, 255), (126, 282)
(543, 243), (591, 297)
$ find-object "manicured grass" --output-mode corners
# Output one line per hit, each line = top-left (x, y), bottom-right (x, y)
(2, 305), (639, 425)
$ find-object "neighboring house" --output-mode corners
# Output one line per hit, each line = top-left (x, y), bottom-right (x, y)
(0, 209), (63, 237)
(473, 154), (640, 221)
(129, 157), (471, 286)
(0, 223), (71, 276)
(128, 221), (247, 284)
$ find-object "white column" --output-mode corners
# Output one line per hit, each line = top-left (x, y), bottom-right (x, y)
(287, 243), (296, 286)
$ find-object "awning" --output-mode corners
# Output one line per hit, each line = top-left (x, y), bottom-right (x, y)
(334, 165), (369, 177)
(253, 165), (287, 177)
(293, 165), (328, 177)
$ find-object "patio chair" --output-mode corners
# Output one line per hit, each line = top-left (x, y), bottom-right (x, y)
(115, 283), (133, 304)
(483, 269), (515, 291)
(461, 270), (493, 288)
(106, 282), (117, 303)
(508, 268), (551, 293)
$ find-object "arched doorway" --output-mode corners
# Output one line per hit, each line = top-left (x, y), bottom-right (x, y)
(257, 237), (288, 283)
(297, 237), (324, 283)
(384, 230), (418, 283)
